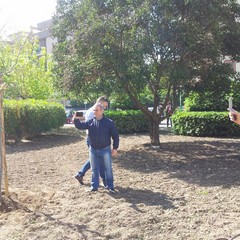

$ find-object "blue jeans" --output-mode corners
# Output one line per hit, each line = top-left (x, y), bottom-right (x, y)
(78, 160), (90, 176)
(77, 136), (105, 180)
(77, 159), (105, 180)
(90, 145), (114, 190)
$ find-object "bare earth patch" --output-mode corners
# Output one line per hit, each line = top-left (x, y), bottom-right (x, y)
(0, 126), (240, 240)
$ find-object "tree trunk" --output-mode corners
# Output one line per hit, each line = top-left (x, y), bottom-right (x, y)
(122, 84), (161, 146)
(149, 118), (160, 146)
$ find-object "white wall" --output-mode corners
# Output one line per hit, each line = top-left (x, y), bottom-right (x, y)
(46, 36), (57, 54)
(236, 62), (240, 73)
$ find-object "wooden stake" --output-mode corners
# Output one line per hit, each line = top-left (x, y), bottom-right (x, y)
(0, 84), (8, 198)
(0, 87), (2, 203)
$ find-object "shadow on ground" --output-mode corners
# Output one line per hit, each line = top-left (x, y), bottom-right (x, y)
(6, 127), (85, 154)
(117, 139), (240, 188)
(112, 186), (179, 212)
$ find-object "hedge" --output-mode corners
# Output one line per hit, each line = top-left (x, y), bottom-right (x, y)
(171, 111), (240, 137)
(104, 110), (149, 134)
(3, 99), (66, 140)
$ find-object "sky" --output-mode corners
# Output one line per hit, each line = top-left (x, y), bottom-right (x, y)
(1, 0), (240, 36)
(0, 0), (57, 36)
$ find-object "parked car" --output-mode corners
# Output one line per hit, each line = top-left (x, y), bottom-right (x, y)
(65, 109), (74, 124)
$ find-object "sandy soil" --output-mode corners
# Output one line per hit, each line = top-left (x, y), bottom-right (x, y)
(0, 126), (240, 240)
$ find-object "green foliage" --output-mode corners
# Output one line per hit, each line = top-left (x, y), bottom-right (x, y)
(0, 33), (55, 100)
(188, 64), (233, 93)
(172, 111), (240, 137)
(111, 88), (154, 110)
(52, 0), (240, 97)
(184, 91), (229, 111)
(110, 96), (137, 110)
(184, 73), (240, 112)
(105, 110), (149, 134)
(3, 99), (66, 140)
(183, 63), (239, 112)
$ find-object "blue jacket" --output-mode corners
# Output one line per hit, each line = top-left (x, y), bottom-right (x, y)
(74, 116), (119, 150)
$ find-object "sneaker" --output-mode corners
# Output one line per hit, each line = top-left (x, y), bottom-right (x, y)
(90, 187), (98, 192)
(75, 175), (84, 185)
(109, 188), (115, 194)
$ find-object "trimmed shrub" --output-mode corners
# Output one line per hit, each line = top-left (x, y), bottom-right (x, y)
(3, 99), (66, 140)
(172, 111), (240, 137)
(105, 110), (149, 134)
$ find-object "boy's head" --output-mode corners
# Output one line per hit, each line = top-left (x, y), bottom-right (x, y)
(97, 96), (108, 109)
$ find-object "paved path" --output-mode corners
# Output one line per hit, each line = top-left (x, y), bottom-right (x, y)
(160, 119), (173, 128)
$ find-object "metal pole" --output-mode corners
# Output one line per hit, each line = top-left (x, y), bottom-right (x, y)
(179, 90), (182, 111)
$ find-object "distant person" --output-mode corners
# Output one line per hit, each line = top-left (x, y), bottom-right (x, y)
(74, 102), (119, 193)
(66, 110), (74, 124)
(229, 108), (240, 125)
(74, 96), (109, 186)
(165, 101), (173, 127)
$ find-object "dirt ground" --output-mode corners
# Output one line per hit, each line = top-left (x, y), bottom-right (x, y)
(0, 126), (240, 240)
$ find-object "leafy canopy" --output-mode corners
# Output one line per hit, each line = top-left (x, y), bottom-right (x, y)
(0, 33), (55, 100)
(53, 0), (240, 101)
(52, 0), (240, 145)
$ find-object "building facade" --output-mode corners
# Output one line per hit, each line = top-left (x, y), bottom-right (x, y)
(34, 19), (56, 55)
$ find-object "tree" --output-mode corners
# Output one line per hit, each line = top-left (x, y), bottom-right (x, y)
(52, 0), (240, 146)
(0, 31), (56, 203)
(0, 29), (29, 202)
(0, 33), (55, 100)
(184, 63), (236, 111)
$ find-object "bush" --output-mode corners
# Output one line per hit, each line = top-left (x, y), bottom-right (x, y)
(105, 110), (149, 134)
(172, 111), (240, 137)
(4, 99), (66, 140)
(184, 92), (229, 111)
